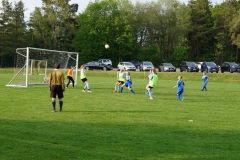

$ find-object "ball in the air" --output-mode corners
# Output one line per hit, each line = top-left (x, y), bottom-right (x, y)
(105, 44), (109, 49)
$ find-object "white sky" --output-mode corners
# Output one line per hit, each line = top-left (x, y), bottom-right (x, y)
(1, 0), (224, 20)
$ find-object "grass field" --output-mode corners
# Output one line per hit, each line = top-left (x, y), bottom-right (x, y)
(0, 70), (240, 159)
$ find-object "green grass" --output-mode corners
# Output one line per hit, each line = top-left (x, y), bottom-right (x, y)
(0, 71), (240, 159)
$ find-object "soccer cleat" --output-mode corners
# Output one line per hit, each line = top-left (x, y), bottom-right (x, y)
(150, 98), (153, 100)
(82, 90), (86, 92)
(181, 97), (184, 101)
(113, 90), (117, 92)
(52, 110), (56, 112)
(87, 90), (92, 92)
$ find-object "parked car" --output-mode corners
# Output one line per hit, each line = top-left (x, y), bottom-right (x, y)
(201, 61), (219, 73)
(179, 61), (199, 72)
(158, 63), (176, 72)
(130, 60), (141, 69)
(117, 62), (136, 71)
(220, 62), (240, 73)
(140, 61), (154, 71)
(84, 61), (112, 71)
(197, 62), (203, 70)
(98, 59), (112, 68)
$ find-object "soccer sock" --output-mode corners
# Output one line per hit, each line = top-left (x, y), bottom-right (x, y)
(52, 100), (56, 111)
(149, 91), (153, 98)
(87, 84), (90, 89)
(114, 85), (117, 90)
(59, 100), (63, 111)
(84, 85), (87, 90)
(130, 89), (135, 94)
(178, 94), (181, 101)
(120, 87), (123, 93)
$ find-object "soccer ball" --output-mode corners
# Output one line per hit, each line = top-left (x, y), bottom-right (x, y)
(105, 44), (109, 49)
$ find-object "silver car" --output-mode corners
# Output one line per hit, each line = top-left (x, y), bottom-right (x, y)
(117, 62), (136, 71)
(140, 61), (154, 71)
(159, 63), (176, 72)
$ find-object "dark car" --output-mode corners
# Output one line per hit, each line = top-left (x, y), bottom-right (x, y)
(179, 61), (199, 72)
(84, 61), (112, 71)
(201, 61), (219, 73)
(220, 62), (240, 73)
(159, 63), (176, 72)
(130, 60), (141, 69)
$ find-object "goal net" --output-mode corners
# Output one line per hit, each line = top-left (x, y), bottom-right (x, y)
(6, 47), (79, 87)
(23, 59), (47, 75)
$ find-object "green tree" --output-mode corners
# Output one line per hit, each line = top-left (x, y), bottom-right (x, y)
(230, 9), (240, 62)
(211, 0), (240, 64)
(30, 0), (78, 51)
(74, 0), (136, 66)
(0, 0), (26, 67)
(11, 0), (26, 66)
(0, 0), (12, 67)
(187, 0), (217, 61)
(127, 0), (188, 66)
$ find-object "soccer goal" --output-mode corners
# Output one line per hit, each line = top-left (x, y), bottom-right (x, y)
(6, 47), (79, 87)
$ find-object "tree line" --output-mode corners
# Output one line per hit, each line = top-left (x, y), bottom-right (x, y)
(1, 0), (240, 68)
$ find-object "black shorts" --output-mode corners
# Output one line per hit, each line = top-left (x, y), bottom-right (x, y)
(50, 85), (64, 99)
(118, 81), (124, 85)
(148, 86), (153, 89)
(81, 78), (87, 83)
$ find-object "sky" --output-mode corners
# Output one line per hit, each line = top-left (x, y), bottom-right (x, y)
(1, 0), (224, 20)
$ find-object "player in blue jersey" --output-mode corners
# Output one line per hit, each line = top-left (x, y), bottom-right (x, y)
(120, 72), (135, 94)
(201, 72), (208, 91)
(173, 75), (184, 101)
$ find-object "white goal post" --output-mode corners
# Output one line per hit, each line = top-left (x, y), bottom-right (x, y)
(6, 47), (79, 87)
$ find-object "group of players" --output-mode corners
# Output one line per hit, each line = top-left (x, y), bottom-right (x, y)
(113, 68), (158, 99)
(48, 63), (208, 112)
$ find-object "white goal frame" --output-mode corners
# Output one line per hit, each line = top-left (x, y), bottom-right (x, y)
(6, 47), (79, 87)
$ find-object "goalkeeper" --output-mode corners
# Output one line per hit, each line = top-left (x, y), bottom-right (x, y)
(66, 66), (75, 88)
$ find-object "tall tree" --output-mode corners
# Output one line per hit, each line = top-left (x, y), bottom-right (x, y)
(74, 0), (136, 65)
(212, 0), (240, 63)
(230, 9), (240, 62)
(30, 0), (78, 51)
(11, 0), (26, 66)
(129, 0), (188, 65)
(0, 0), (13, 67)
(187, 0), (217, 61)
(0, 0), (26, 67)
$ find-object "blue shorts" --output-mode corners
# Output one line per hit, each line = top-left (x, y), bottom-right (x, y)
(125, 81), (132, 88)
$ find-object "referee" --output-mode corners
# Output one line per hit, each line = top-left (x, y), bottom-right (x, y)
(49, 63), (65, 112)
